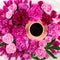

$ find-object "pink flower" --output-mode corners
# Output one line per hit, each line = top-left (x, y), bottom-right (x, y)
(6, 10), (13, 19)
(35, 47), (46, 59)
(39, 40), (47, 47)
(41, 3), (52, 14)
(45, 36), (53, 43)
(8, 3), (17, 12)
(2, 33), (14, 44)
(6, 43), (16, 54)
(28, 4), (43, 20)
(48, 24), (60, 38)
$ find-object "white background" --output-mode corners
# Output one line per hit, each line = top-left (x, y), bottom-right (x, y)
(0, 0), (60, 60)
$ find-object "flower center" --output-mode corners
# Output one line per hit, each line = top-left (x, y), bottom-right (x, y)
(30, 23), (43, 36)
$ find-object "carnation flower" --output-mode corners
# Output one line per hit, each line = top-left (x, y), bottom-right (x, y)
(39, 40), (47, 47)
(12, 26), (26, 38)
(41, 3), (52, 14)
(12, 9), (29, 25)
(42, 13), (53, 25)
(27, 40), (39, 54)
(48, 23), (60, 38)
(16, 36), (29, 51)
(28, 4), (43, 20)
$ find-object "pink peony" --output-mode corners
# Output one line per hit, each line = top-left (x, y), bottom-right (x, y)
(2, 33), (14, 44)
(35, 47), (46, 59)
(6, 10), (13, 19)
(8, 3), (17, 12)
(6, 43), (16, 54)
(41, 3), (52, 14)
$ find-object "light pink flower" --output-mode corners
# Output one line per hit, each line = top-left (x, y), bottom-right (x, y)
(39, 40), (47, 47)
(8, 3), (17, 12)
(6, 43), (16, 54)
(2, 33), (14, 44)
(6, 10), (13, 19)
(45, 36), (53, 43)
(35, 47), (46, 59)
(41, 3), (52, 14)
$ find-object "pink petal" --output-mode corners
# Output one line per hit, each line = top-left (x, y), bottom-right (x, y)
(2, 33), (14, 44)
(6, 43), (16, 54)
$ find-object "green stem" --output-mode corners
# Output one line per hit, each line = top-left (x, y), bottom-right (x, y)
(48, 46), (60, 50)
(46, 49), (57, 59)
(0, 42), (5, 46)
(32, 56), (45, 60)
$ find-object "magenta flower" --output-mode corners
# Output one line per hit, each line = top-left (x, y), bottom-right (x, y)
(16, 36), (29, 51)
(12, 26), (26, 38)
(12, 9), (29, 25)
(28, 4), (43, 20)
(28, 40), (39, 54)
(48, 23), (60, 38)
(35, 47), (46, 59)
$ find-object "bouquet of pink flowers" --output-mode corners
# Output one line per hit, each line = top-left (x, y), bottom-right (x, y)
(0, 0), (60, 60)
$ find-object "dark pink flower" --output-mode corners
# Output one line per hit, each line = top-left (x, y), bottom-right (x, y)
(42, 13), (53, 25)
(12, 9), (29, 25)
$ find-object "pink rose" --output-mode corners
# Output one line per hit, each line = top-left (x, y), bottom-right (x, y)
(2, 33), (14, 44)
(6, 43), (16, 54)
(35, 47), (46, 59)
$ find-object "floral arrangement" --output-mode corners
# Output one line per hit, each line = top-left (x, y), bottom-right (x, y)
(0, 0), (60, 60)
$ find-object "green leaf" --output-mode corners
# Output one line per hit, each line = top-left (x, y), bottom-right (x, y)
(46, 49), (57, 59)
(49, 46), (60, 50)
(46, 39), (55, 49)
(13, 40), (16, 44)
(32, 56), (45, 60)
(0, 42), (5, 46)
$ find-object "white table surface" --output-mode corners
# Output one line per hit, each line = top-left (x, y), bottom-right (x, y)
(0, 0), (60, 60)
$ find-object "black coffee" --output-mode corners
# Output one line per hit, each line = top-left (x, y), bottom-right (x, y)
(30, 23), (43, 36)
